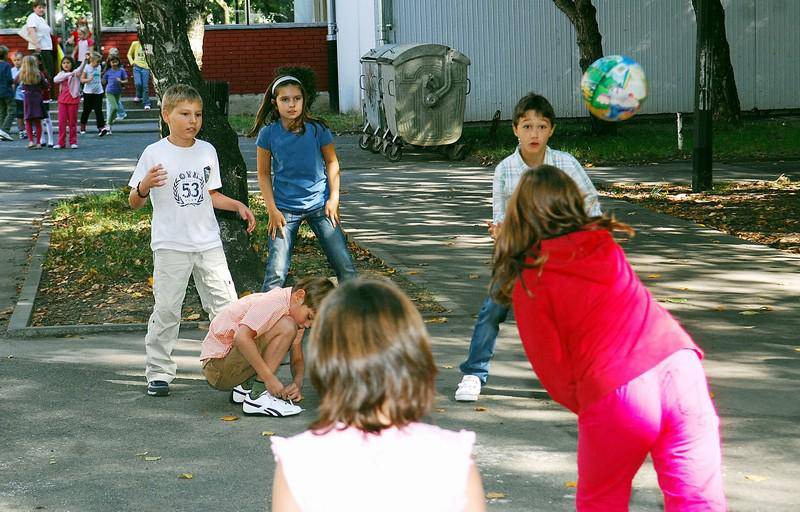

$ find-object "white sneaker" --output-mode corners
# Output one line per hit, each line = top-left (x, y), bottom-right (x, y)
(0, 129), (12, 141)
(243, 390), (302, 417)
(229, 384), (251, 404)
(455, 375), (482, 402)
(70, 144), (79, 149)
(52, 144), (62, 149)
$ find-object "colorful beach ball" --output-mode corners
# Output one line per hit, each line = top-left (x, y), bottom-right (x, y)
(580, 55), (648, 122)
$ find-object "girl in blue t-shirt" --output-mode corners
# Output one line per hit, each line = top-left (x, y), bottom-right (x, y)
(248, 75), (357, 291)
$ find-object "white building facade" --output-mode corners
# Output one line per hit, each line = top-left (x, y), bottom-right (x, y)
(335, 0), (800, 121)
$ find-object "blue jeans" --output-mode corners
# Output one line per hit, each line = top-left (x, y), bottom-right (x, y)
(261, 206), (357, 291)
(133, 65), (151, 107)
(459, 295), (509, 384)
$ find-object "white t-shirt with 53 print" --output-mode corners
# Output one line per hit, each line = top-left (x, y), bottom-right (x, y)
(129, 137), (223, 252)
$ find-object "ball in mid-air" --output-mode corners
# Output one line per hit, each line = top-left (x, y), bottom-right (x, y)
(581, 55), (648, 122)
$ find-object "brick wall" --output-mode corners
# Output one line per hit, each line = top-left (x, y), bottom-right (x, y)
(0, 25), (328, 96)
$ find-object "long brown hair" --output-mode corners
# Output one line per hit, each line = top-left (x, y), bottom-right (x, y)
(491, 165), (633, 305)
(308, 278), (437, 434)
(246, 74), (328, 137)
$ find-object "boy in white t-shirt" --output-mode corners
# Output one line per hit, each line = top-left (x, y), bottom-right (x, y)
(129, 84), (256, 397)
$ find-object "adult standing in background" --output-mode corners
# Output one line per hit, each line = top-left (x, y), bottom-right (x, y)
(127, 40), (152, 110)
(24, 0), (55, 78)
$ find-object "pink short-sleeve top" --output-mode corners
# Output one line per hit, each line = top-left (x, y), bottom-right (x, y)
(271, 422), (476, 512)
(200, 287), (302, 361)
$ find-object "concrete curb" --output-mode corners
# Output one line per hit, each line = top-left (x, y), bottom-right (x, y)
(5, 211), (207, 338)
(7, 218), (50, 336)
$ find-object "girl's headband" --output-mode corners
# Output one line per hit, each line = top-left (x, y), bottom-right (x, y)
(271, 75), (300, 95)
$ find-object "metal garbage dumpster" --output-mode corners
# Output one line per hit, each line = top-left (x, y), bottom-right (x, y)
(359, 44), (400, 153)
(360, 43), (470, 161)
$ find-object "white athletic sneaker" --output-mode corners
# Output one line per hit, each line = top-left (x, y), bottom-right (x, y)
(243, 390), (302, 417)
(0, 129), (12, 141)
(229, 384), (251, 404)
(454, 375), (482, 402)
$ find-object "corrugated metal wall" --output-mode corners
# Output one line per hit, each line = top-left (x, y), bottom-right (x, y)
(389, 0), (800, 121)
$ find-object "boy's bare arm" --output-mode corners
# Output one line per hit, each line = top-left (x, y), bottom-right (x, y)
(283, 336), (305, 401)
(233, 325), (285, 396)
(209, 190), (256, 233)
(129, 164), (167, 209)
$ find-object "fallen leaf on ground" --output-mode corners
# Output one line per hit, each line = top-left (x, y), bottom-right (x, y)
(143, 456), (161, 462)
(647, 274), (662, 279)
(474, 406), (487, 412)
(407, 270), (419, 275)
(468, 273), (479, 280)
(714, 305), (726, 312)
(220, 415), (239, 422)
(485, 492), (506, 499)
(178, 473), (193, 479)
(185, 313), (201, 321)
(739, 311), (759, 316)
(744, 474), (768, 482)
(435, 408), (446, 413)
(441, 364), (454, 369)
(239, 290), (252, 298)
(424, 317), (448, 324)
(661, 298), (688, 304)
(565, 481), (577, 488)
(147, 276), (154, 287)
(261, 431), (275, 437)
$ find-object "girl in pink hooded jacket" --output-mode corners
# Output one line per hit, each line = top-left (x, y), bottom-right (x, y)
(492, 165), (726, 511)
(52, 55), (86, 149)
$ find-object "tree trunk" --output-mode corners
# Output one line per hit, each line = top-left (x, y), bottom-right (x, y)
(691, 0), (741, 125)
(133, 0), (262, 293)
(187, 0), (205, 69)
(552, 0), (616, 135)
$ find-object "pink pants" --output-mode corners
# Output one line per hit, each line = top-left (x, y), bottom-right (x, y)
(25, 119), (42, 144)
(577, 349), (726, 511)
(58, 102), (79, 147)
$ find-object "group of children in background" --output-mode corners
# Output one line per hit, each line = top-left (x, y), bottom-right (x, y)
(125, 76), (725, 510)
(0, 41), (144, 147)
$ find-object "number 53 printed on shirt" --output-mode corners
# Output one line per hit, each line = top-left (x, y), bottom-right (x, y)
(172, 168), (209, 207)
(172, 167), (211, 206)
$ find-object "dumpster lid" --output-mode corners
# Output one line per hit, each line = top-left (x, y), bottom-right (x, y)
(361, 43), (403, 62)
(376, 43), (470, 66)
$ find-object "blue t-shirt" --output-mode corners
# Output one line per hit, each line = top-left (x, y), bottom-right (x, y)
(256, 121), (334, 212)
(103, 67), (128, 95)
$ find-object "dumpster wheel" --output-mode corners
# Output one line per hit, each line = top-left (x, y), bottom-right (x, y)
(370, 136), (383, 154)
(445, 143), (468, 161)
(385, 143), (403, 162)
(359, 133), (372, 151)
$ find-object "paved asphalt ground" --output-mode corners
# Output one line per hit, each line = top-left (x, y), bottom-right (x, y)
(1, 129), (799, 511)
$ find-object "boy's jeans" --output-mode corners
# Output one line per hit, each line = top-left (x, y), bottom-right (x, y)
(458, 295), (509, 384)
(145, 247), (237, 383)
(0, 96), (14, 132)
(133, 65), (151, 107)
(261, 206), (357, 291)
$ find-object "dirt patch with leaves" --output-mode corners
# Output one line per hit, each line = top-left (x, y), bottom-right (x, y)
(31, 190), (445, 327)
(599, 175), (800, 253)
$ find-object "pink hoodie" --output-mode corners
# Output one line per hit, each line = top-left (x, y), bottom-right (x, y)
(53, 60), (87, 104)
(513, 229), (700, 414)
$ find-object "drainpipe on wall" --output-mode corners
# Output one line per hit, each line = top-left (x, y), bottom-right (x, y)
(376, 0), (392, 46)
(326, 0), (339, 112)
